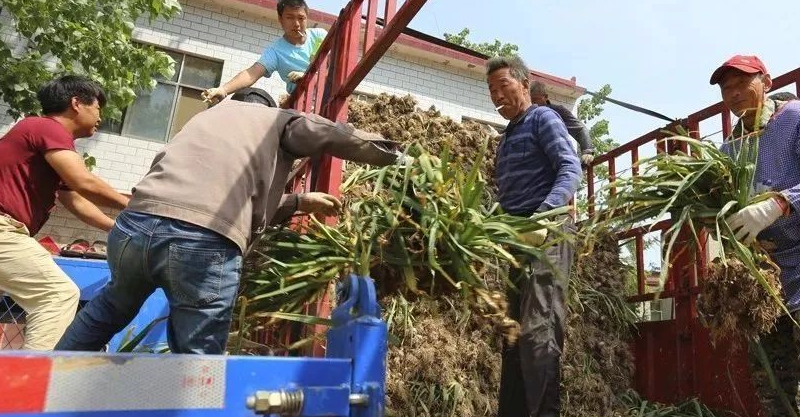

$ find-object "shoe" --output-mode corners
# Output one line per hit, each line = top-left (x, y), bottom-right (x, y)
(59, 239), (90, 257)
(84, 240), (108, 260)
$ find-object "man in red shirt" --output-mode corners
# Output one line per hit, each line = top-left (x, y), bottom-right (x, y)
(0, 75), (129, 350)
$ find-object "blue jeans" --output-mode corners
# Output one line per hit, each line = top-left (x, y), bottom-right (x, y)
(56, 210), (242, 354)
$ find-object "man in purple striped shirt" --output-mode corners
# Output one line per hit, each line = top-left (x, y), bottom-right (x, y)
(487, 55), (581, 417)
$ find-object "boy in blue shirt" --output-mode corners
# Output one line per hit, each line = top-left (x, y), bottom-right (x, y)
(203, 0), (326, 102)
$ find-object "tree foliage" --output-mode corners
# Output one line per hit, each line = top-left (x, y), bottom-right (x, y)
(0, 0), (181, 120)
(443, 28), (519, 58)
(577, 84), (617, 158)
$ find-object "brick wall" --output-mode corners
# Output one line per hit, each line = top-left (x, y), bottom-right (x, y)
(1, 0), (580, 246)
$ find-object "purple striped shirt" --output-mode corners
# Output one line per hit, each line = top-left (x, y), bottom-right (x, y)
(494, 105), (581, 214)
(722, 100), (800, 310)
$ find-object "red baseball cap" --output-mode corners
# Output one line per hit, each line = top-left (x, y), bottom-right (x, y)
(709, 55), (768, 85)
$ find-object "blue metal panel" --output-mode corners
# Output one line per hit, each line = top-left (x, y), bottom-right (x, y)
(0, 352), (352, 417)
(327, 275), (387, 417)
(52, 257), (111, 300)
(53, 257), (169, 352)
(0, 276), (388, 417)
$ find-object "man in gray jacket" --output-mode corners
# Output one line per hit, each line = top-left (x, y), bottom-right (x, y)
(529, 81), (594, 166)
(56, 90), (405, 354)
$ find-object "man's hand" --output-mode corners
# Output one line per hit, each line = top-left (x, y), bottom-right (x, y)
(580, 151), (594, 166)
(298, 192), (342, 216)
(395, 151), (415, 167)
(202, 86), (227, 103)
(727, 197), (787, 244)
(287, 71), (305, 83)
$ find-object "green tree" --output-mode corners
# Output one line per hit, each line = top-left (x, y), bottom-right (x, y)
(0, 0), (181, 120)
(577, 84), (617, 179)
(443, 28), (519, 57)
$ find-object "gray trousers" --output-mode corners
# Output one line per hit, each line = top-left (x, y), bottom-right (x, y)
(498, 219), (575, 417)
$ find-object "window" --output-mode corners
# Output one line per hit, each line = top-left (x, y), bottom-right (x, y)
(101, 48), (223, 142)
(462, 116), (505, 134)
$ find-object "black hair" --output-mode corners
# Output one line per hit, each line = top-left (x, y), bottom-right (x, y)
(770, 92), (798, 101)
(277, 0), (309, 16)
(230, 87), (277, 107)
(36, 75), (107, 115)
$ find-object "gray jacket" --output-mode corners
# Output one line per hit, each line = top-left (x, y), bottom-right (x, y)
(128, 100), (399, 252)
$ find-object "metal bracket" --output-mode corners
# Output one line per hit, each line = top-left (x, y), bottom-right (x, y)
(327, 275), (387, 417)
(332, 275), (380, 325)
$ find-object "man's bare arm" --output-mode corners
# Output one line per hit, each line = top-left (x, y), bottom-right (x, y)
(58, 190), (116, 232)
(45, 150), (129, 209)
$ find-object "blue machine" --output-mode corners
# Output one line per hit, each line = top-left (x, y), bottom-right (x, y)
(0, 274), (387, 417)
(54, 257), (169, 352)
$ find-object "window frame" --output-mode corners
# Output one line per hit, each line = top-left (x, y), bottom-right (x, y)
(101, 44), (223, 143)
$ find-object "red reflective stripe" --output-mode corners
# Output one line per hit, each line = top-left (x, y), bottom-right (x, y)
(0, 357), (52, 412)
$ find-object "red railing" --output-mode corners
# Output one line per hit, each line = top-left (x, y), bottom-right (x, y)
(253, 0), (427, 357)
(280, 0), (426, 222)
(586, 67), (800, 415)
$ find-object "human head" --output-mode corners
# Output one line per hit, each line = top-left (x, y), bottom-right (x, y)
(278, 0), (309, 45)
(769, 91), (798, 102)
(710, 55), (772, 124)
(529, 80), (549, 106)
(486, 55), (531, 120)
(230, 87), (277, 107)
(37, 75), (106, 138)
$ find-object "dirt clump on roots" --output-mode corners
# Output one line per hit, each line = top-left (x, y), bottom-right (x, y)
(294, 94), (504, 417)
(383, 294), (502, 417)
(698, 258), (782, 344)
(562, 234), (636, 417)
(348, 94), (500, 180)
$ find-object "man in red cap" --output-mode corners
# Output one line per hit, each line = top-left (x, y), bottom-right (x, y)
(712, 55), (800, 416)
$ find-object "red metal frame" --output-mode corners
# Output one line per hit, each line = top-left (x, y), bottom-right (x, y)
(283, 0), (426, 200)
(253, 0), (427, 357)
(587, 67), (800, 415)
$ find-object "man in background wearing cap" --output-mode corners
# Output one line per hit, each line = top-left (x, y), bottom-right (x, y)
(56, 88), (408, 354)
(712, 55), (800, 416)
(529, 80), (595, 166)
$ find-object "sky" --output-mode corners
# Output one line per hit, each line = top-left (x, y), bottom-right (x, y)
(310, 0), (800, 147)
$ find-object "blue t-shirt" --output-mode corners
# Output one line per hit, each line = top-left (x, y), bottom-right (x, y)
(257, 27), (327, 93)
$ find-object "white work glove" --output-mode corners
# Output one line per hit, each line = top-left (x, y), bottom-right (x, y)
(519, 228), (548, 247)
(202, 86), (227, 103)
(727, 197), (786, 244)
(581, 152), (594, 166)
(298, 192), (342, 217)
(396, 153), (415, 166)
(287, 71), (305, 83)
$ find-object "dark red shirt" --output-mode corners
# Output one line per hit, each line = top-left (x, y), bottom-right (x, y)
(0, 117), (75, 235)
